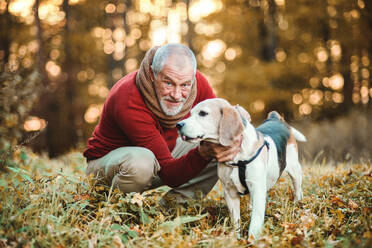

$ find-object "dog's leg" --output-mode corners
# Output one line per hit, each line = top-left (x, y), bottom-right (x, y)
(224, 188), (241, 239)
(285, 144), (303, 201)
(245, 162), (267, 239)
(246, 182), (266, 239)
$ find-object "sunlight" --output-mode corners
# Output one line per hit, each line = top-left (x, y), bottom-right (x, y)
(9, 0), (34, 18)
(251, 99), (265, 113)
(105, 3), (116, 14)
(139, 0), (170, 16)
(113, 28), (126, 41)
(274, 0), (285, 6)
(167, 8), (181, 43)
(329, 73), (344, 90)
(39, 2), (65, 25)
(330, 41), (341, 60)
(332, 92), (344, 103)
(189, 0), (223, 22)
(0, 1), (7, 13)
(125, 58), (138, 72)
(24, 116), (47, 132)
(309, 90), (323, 105)
(150, 23), (167, 46)
(45, 61), (61, 77)
(84, 104), (103, 123)
(292, 93), (303, 105)
(316, 48), (328, 62)
(299, 103), (312, 115)
(202, 39), (226, 61)
(103, 40), (115, 54)
(224, 48), (236, 61)
(69, 0), (85, 5)
(275, 49), (287, 62)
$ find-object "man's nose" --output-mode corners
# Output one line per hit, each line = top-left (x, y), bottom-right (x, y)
(176, 122), (185, 130)
(170, 86), (182, 100)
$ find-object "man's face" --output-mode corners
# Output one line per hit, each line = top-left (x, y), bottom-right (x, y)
(153, 56), (194, 116)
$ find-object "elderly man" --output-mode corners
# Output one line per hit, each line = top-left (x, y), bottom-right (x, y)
(84, 44), (240, 202)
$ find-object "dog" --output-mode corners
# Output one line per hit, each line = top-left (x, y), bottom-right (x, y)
(176, 98), (306, 239)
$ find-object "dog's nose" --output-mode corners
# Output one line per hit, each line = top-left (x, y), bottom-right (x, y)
(176, 122), (185, 130)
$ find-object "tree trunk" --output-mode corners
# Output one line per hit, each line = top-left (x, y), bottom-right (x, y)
(0, 1), (11, 71)
(259, 0), (277, 61)
(59, 0), (78, 155)
(34, 0), (47, 86)
(363, 1), (372, 107)
(121, 0), (132, 77)
(184, 0), (195, 52)
(40, 0), (77, 157)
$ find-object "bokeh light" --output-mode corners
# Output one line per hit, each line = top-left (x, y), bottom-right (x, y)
(24, 116), (47, 131)
(251, 99), (265, 113)
(329, 73), (344, 90)
(189, 0), (223, 23)
(299, 103), (312, 115)
(84, 104), (103, 123)
(202, 39), (226, 61)
(293, 93), (303, 105)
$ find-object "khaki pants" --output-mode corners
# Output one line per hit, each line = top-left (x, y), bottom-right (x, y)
(86, 138), (218, 199)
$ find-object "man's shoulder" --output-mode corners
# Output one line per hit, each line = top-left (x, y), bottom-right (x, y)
(194, 70), (216, 104)
(110, 71), (138, 94)
(105, 71), (150, 114)
(195, 70), (208, 85)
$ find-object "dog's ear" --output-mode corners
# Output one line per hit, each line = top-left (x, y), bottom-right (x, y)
(235, 105), (251, 123)
(219, 106), (244, 146)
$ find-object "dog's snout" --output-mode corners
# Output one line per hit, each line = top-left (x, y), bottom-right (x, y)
(176, 122), (185, 130)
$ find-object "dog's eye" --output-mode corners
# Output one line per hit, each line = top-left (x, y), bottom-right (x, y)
(199, 111), (208, 117)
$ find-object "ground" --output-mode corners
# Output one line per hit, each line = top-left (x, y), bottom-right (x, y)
(0, 150), (371, 247)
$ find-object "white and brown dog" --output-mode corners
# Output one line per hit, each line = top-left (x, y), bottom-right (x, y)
(176, 98), (306, 239)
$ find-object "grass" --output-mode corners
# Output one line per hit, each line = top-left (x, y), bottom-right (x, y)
(0, 149), (371, 247)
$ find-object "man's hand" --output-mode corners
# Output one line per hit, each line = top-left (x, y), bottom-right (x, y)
(198, 137), (242, 162)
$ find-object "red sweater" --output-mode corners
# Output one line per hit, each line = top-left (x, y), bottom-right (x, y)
(83, 70), (216, 187)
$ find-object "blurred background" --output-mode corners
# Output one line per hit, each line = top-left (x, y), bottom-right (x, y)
(1, 0), (371, 162)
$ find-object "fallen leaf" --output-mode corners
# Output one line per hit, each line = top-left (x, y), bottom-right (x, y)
(330, 209), (344, 223)
(363, 207), (371, 215)
(74, 193), (90, 201)
(330, 195), (346, 207)
(274, 213), (281, 220)
(291, 234), (304, 245)
(348, 199), (358, 211)
(300, 214), (315, 229)
(131, 193), (144, 207)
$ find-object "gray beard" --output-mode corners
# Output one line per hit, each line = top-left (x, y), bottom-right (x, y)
(159, 97), (185, 116)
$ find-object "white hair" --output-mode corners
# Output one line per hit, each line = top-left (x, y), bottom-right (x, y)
(151, 44), (197, 80)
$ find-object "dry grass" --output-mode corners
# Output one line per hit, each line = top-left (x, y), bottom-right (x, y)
(0, 149), (371, 247)
(296, 109), (372, 162)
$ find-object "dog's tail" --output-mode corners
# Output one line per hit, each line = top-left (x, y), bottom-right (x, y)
(290, 127), (307, 142)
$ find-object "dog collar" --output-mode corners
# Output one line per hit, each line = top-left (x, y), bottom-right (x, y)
(231, 140), (270, 195)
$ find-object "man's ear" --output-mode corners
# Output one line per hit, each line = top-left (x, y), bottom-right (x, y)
(219, 106), (244, 146)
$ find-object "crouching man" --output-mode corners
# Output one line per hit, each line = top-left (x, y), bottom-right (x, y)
(84, 44), (240, 203)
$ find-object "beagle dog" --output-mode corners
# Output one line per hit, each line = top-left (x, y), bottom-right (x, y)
(176, 98), (306, 239)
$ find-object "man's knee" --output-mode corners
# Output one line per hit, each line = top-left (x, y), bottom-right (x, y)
(114, 147), (160, 193)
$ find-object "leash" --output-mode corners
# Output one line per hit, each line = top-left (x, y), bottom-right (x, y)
(231, 140), (270, 195)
